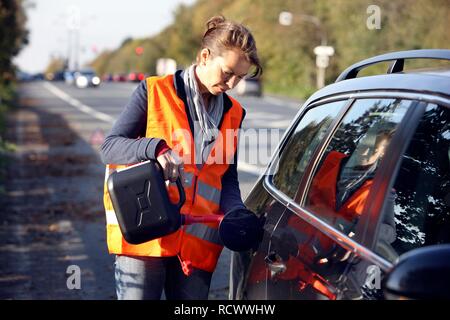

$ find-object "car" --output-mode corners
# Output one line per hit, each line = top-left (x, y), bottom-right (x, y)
(102, 73), (114, 82)
(31, 73), (45, 81)
(235, 77), (262, 96)
(64, 70), (76, 85)
(127, 72), (146, 82)
(112, 73), (127, 82)
(231, 49), (450, 300)
(16, 71), (33, 82)
(74, 69), (101, 88)
(46, 70), (65, 81)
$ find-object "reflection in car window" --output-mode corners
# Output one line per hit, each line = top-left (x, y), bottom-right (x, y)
(304, 99), (411, 239)
(375, 104), (450, 262)
(273, 101), (346, 199)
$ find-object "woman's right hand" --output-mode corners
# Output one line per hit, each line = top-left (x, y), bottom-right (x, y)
(156, 149), (185, 184)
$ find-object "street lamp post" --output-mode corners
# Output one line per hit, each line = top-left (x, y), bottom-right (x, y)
(66, 6), (81, 70)
(279, 11), (334, 89)
(65, 6), (97, 71)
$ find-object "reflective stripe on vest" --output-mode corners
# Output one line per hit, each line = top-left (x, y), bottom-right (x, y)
(105, 209), (118, 225)
(196, 180), (221, 206)
(183, 171), (194, 187)
(184, 224), (223, 246)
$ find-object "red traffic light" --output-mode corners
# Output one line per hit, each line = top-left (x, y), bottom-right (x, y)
(135, 47), (144, 56)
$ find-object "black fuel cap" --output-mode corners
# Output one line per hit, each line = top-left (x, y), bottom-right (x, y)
(219, 208), (264, 252)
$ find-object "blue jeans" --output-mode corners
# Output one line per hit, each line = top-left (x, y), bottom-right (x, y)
(114, 255), (213, 300)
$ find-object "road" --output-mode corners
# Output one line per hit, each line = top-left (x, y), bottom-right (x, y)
(0, 80), (300, 300)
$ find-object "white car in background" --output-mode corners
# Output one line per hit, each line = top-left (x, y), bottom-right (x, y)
(74, 69), (101, 88)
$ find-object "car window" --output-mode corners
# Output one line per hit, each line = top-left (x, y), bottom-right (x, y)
(272, 101), (347, 199)
(375, 103), (450, 262)
(304, 98), (412, 239)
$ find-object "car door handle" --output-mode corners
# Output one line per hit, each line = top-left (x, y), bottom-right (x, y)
(264, 251), (287, 277)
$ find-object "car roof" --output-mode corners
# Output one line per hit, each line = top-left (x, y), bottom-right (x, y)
(306, 49), (450, 104)
(307, 72), (450, 104)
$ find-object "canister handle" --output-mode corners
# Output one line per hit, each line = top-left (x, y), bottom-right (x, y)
(175, 177), (186, 210)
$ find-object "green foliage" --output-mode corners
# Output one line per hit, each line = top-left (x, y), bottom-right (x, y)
(89, 0), (450, 99)
(0, 0), (28, 187)
(0, 81), (17, 191)
(0, 0), (28, 102)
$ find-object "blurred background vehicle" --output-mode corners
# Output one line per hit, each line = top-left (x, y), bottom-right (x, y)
(16, 71), (33, 82)
(112, 74), (127, 82)
(31, 73), (45, 81)
(236, 77), (262, 97)
(45, 70), (65, 81)
(74, 69), (101, 88)
(17, 71), (62, 82)
(102, 73), (113, 82)
(64, 70), (76, 85)
(127, 72), (146, 82)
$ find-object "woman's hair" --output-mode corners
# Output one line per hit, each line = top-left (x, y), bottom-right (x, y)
(200, 15), (262, 78)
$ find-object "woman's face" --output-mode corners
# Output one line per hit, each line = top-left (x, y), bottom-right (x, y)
(196, 48), (251, 96)
(359, 137), (389, 166)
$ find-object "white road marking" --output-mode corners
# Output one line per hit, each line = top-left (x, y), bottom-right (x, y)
(42, 82), (115, 124)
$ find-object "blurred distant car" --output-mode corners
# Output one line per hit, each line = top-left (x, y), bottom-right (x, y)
(127, 72), (146, 82)
(102, 73), (113, 82)
(17, 71), (45, 82)
(46, 70), (65, 81)
(64, 70), (76, 85)
(32, 73), (45, 81)
(16, 71), (33, 82)
(113, 74), (127, 82)
(74, 69), (101, 88)
(236, 77), (262, 97)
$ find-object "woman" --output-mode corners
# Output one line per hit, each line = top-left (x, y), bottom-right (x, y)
(101, 15), (262, 300)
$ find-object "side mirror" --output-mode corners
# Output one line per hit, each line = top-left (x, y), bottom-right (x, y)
(383, 244), (450, 299)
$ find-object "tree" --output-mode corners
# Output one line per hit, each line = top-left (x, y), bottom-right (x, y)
(44, 57), (66, 75)
(0, 0), (28, 104)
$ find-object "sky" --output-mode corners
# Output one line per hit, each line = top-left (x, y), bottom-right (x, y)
(14, 0), (196, 73)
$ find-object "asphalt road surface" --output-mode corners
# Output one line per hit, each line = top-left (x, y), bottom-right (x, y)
(0, 80), (300, 300)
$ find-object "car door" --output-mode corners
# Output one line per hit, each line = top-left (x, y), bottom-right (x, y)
(261, 97), (417, 300)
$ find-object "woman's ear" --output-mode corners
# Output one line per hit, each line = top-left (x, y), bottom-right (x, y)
(200, 48), (211, 66)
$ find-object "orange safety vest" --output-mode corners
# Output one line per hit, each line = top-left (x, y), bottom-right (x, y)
(103, 73), (244, 272)
(308, 150), (373, 223)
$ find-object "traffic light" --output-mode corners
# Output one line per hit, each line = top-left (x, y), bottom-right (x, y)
(135, 46), (144, 56)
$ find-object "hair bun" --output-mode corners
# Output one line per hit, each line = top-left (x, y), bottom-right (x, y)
(206, 15), (226, 31)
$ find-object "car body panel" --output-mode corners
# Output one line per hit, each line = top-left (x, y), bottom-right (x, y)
(306, 73), (450, 107)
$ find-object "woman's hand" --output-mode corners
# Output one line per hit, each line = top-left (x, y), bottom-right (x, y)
(156, 149), (185, 184)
